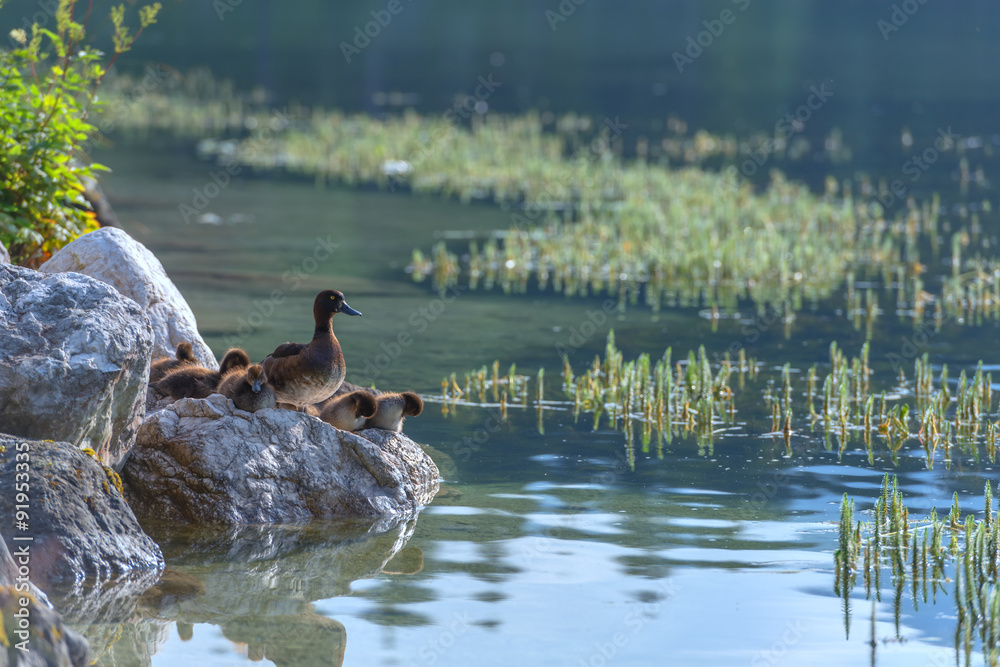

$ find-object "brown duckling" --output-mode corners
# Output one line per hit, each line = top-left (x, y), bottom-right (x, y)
(154, 348), (251, 400)
(364, 392), (423, 432)
(318, 389), (378, 431)
(149, 341), (196, 382)
(218, 364), (276, 412)
(261, 290), (361, 410)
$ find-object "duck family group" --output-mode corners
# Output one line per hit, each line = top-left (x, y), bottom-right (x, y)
(148, 289), (423, 433)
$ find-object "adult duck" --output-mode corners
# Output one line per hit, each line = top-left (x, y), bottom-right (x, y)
(261, 289), (361, 410)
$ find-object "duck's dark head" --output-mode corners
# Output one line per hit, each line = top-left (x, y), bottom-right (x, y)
(315, 290), (362, 319)
(246, 364), (266, 392)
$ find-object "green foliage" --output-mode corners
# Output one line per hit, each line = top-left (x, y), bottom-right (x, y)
(0, 0), (160, 266)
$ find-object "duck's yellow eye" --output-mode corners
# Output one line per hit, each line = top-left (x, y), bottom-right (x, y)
(330, 295), (335, 300)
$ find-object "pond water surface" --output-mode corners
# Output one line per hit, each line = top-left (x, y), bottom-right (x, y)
(70, 143), (1000, 666)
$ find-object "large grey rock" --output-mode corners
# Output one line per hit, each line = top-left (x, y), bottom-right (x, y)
(123, 394), (440, 524)
(0, 265), (154, 467)
(39, 227), (217, 370)
(0, 435), (164, 592)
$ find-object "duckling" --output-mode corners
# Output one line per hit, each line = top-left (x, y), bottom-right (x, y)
(218, 364), (276, 412)
(154, 348), (251, 400)
(318, 389), (378, 431)
(261, 290), (361, 410)
(364, 392), (423, 432)
(149, 341), (197, 382)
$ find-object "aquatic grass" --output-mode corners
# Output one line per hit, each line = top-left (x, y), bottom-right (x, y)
(438, 336), (1000, 471)
(438, 331), (747, 458)
(96, 71), (1000, 328)
(838, 476), (1000, 660)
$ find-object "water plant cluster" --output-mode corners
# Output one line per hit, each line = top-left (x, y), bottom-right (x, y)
(96, 71), (1000, 327)
(438, 333), (1000, 470)
(836, 476), (1000, 662)
(438, 332), (757, 462)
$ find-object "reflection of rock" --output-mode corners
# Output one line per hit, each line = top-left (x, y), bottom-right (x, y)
(381, 546), (424, 574)
(84, 515), (421, 666)
(39, 227), (217, 370)
(0, 266), (153, 467)
(0, 435), (164, 591)
(146, 515), (418, 610)
(222, 612), (347, 667)
(124, 394), (440, 524)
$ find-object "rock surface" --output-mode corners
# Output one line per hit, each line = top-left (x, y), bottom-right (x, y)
(123, 394), (440, 524)
(0, 585), (91, 667)
(39, 227), (217, 370)
(0, 265), (153, 467)
(0, 435), (164, 592)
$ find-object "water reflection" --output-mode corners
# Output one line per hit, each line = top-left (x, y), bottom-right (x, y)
(57, 516), (424, 666)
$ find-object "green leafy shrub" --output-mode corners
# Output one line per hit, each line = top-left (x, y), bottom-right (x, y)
(0, 0), (160, 267)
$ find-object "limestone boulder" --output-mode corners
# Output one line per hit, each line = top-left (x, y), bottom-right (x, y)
(0, 265), (153, 466)
(123, 394), (440, 524)
(40, 227), (217, 369)
(0, 435), (164, 592)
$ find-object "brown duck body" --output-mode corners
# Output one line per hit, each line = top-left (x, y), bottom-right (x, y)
(365, 392), (423, 432)
(318, 389), (378, 431)
(261, 290), (361, 410)
(149, 341), (197, 382)
(218, 364), (276, 412)
(153, 348), (251, 400)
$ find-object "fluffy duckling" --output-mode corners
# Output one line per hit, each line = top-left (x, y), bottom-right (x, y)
(154, 348), (251, 400)
(218, 364), (276, 412)
(318, 389), (378, 431)
(364, 392), (423, 432)
(149, 341), (196, 382)
(261, 290), (361, 410)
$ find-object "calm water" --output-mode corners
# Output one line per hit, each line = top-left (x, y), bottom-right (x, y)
(56, 141), (1000, 666)
(11, 1), (999, 662)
